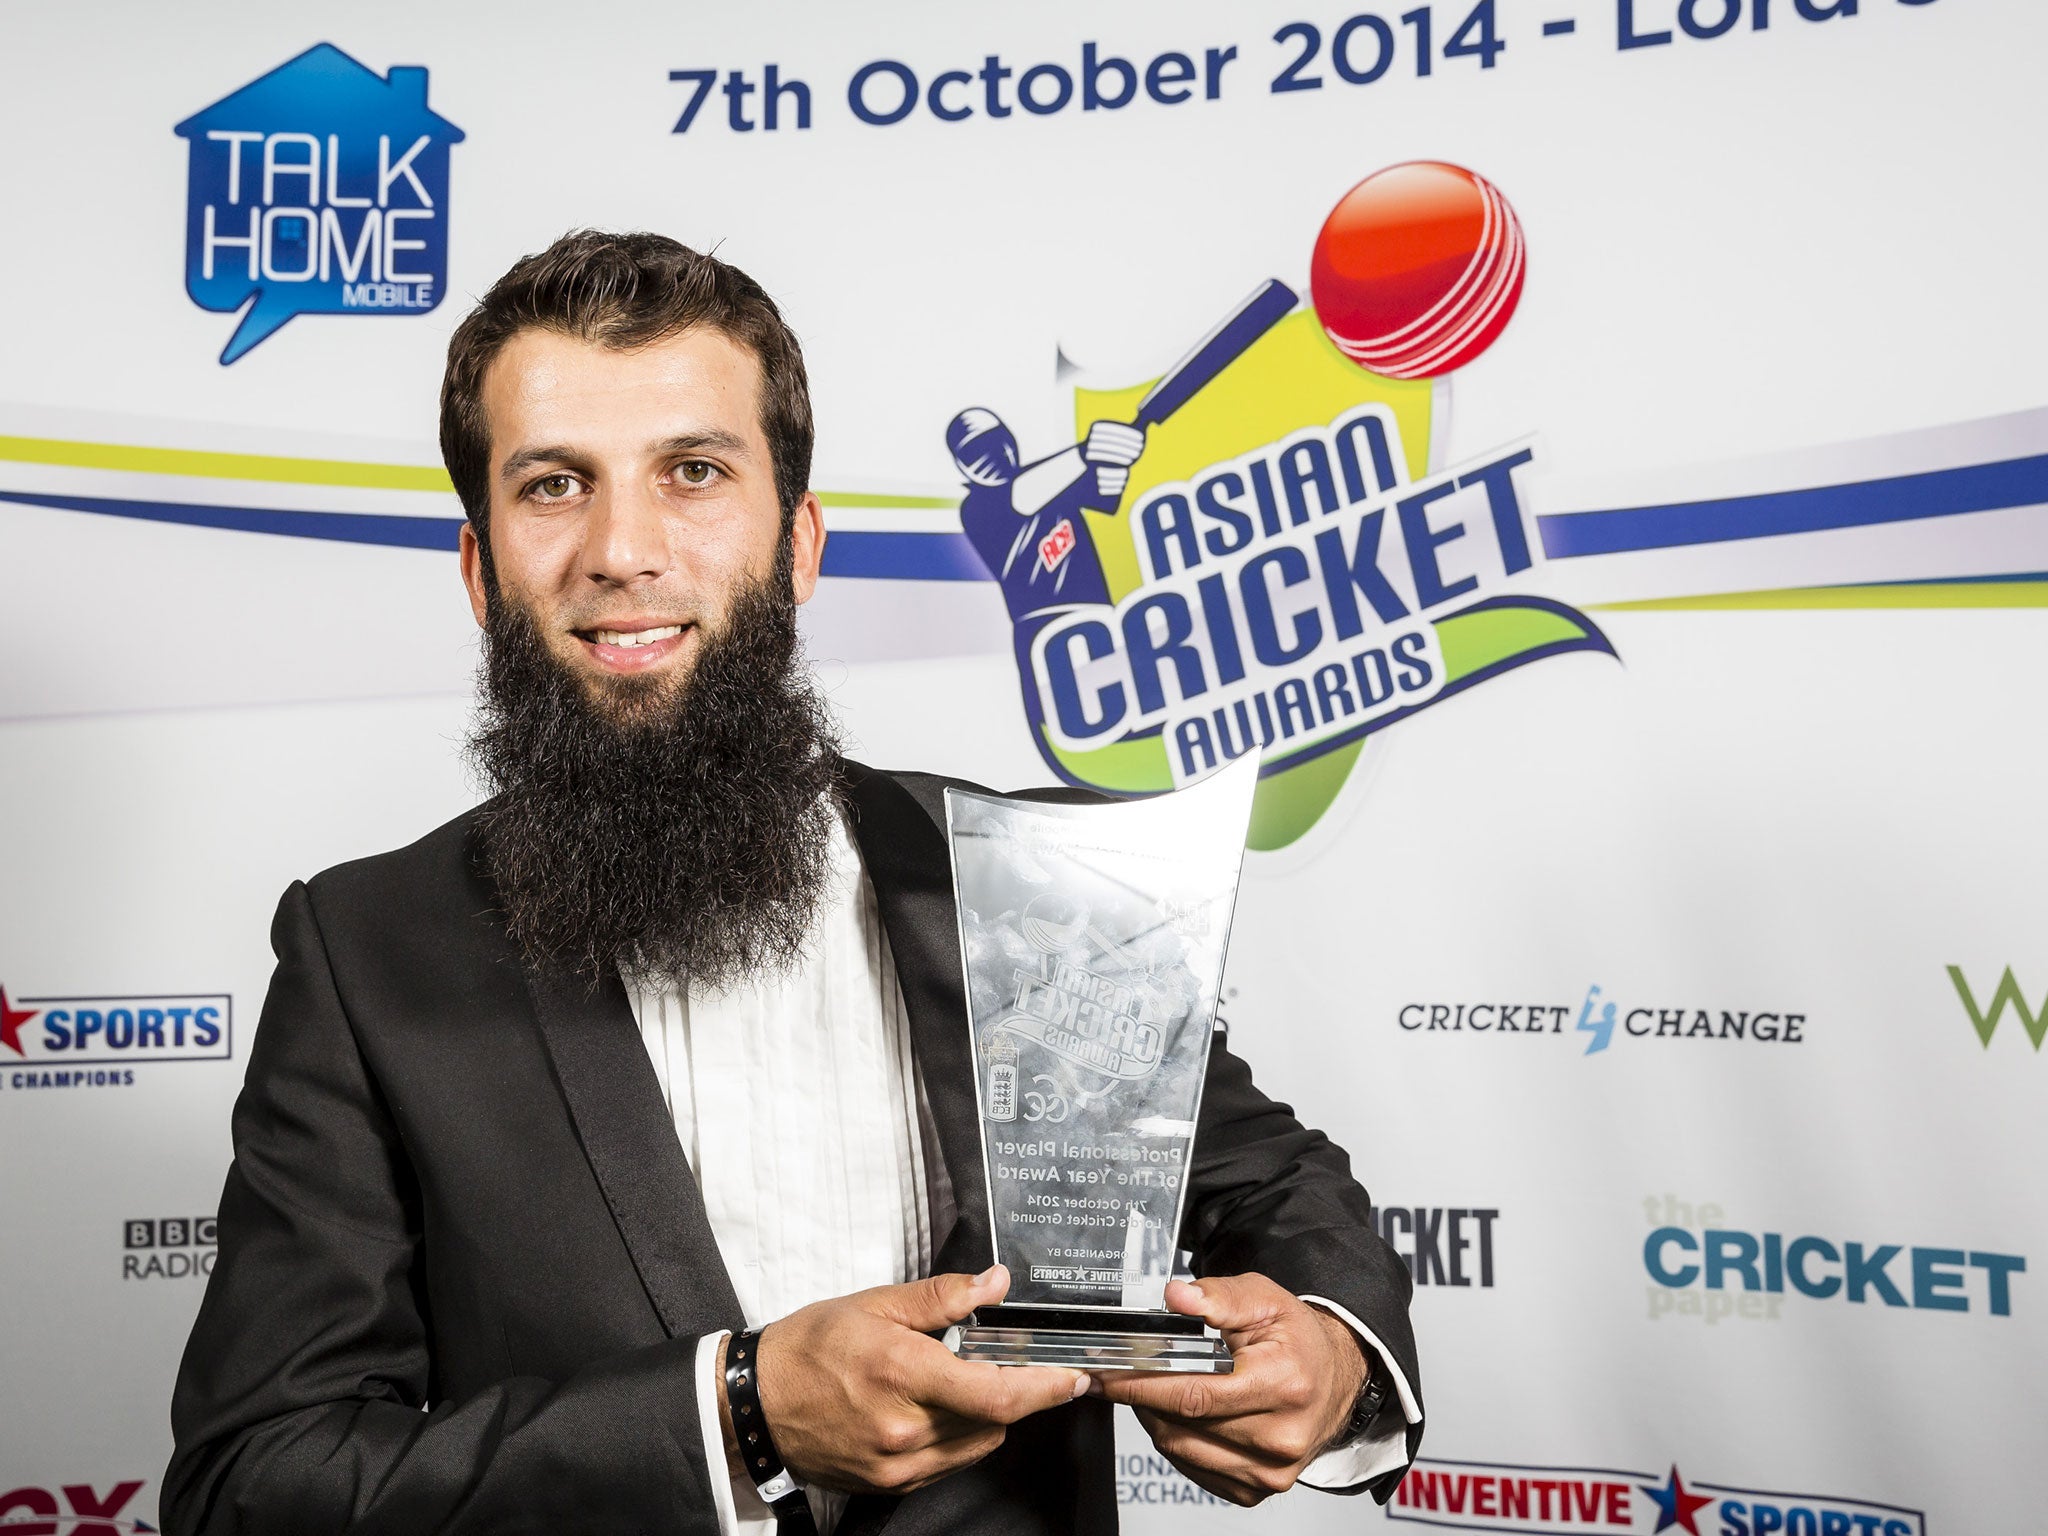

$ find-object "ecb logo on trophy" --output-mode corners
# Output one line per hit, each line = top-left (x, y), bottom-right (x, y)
(176, 44), (465, 363)
(947, 162), (1615, 848)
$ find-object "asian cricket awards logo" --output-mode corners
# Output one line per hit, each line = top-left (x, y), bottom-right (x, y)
(947, 161), (1611, 848)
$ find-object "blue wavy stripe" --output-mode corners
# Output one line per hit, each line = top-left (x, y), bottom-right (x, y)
(0, 489), (464, 550)
(13, 449), (2048, 580)
(1536, 453), (2048, 559)
(1868, 569), (2048, 586)
(0, 487), (995, 580)
(818, 530), (988, 581)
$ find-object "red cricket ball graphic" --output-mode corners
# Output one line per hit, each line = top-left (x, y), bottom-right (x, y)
(1310, 161), (1526, 380)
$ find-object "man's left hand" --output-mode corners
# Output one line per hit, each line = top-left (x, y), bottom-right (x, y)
(1092, 1274), (1367, 1507)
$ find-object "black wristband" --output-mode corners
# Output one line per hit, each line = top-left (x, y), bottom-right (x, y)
(724, 1328), (817, 1534)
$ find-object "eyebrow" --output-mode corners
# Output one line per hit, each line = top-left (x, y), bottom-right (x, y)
(497, 430), (755, 484)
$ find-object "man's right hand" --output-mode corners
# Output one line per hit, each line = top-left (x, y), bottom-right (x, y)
(734, 1265), (1090, 1496)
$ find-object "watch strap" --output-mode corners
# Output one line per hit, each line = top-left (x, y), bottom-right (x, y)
(1341, 1360), (1393, 1445)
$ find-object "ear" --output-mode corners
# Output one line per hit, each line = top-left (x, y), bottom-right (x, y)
(788, 491), (826, 606)
(459, 520), (490, 629)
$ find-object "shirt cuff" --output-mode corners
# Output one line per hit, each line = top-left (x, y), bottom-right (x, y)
(1296, 1294), (1423, 1492)
(693, 1331), (746, 1535)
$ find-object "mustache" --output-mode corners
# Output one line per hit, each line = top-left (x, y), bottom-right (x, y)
(466, 558), (844, 989)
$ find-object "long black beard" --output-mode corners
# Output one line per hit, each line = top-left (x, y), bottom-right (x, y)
(467, 561), (842, 990)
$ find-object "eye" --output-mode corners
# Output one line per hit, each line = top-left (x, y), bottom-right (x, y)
(675, 459), (720, 487)
(530, 473), (583, 502)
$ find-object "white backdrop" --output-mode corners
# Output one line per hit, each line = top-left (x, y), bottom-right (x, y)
(3, 3), (2044, 1531)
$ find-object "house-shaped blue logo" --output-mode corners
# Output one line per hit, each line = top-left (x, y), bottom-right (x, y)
(175, 44), (464, 364)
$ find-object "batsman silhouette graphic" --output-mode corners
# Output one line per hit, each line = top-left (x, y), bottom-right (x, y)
(947, 280), (1298, 767)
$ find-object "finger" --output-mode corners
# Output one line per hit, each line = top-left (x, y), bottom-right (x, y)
(1135, 1407), (1298, 1471)
(1090, 1365), (1259, 1419)
(852, 1398), (1015, 1472)
(912, 1354), (1091, 1425)
(1092, 1342), (1312, 1418)
(870, 1426), (1009, 1496)
(1174, 1462), (1264, 1509)
(918, 1415), (1011, 1460)
(1135, 1411), (1275, 1508)
(1165, 1274), (1293, 1338)
(864, 1266), (1008, 1331)
(1135, 1399), (1320, 1464)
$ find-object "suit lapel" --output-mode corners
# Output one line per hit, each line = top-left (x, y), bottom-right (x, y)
(525, 961), (745, 1339)
(509, 763), (989, 1350)
(842, 762), (992, 1278)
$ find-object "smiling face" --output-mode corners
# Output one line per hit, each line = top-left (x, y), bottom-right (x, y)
(459, 325), (825, 715)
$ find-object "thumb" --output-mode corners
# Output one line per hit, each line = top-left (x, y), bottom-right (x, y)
(1164, 1273), (1290, 1337)
(868, 1266), (1009, 1331)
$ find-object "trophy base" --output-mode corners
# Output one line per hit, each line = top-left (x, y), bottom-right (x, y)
(947, 1305), (1233, 1374)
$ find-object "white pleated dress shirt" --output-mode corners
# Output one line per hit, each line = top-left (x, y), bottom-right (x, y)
(627, 807), (1417, 1534)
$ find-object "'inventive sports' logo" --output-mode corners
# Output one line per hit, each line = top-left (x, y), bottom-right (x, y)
(947, 162), (1613, 849)
(175, 44), (465, 363)
(0, 981), (231, 1090)
(1389, 1457), (1924, 1535)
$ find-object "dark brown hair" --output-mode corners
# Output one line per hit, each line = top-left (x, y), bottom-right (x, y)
(439, 230), (814, 545)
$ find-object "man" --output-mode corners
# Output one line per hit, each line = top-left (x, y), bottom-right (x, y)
(164, 232), (1421, 1536)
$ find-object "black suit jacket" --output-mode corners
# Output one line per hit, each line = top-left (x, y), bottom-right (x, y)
(165, 761), (1420, 1535)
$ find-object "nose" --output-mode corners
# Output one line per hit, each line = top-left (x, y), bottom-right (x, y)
(580, 482), (669, 588)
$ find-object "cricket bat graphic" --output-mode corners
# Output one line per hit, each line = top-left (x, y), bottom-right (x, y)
(1082, 277), (1299, 512)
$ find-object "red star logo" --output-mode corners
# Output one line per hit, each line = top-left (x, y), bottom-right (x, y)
(0, 985), (38, 1058)
(1641, 1465), (1714, 1535)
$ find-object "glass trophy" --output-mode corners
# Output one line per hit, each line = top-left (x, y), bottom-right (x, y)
(942, 755), (1259, 1374)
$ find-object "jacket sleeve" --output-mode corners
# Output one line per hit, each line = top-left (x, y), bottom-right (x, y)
(1182, 1033), (1423, 1500)
(163, 882), (723, 1536)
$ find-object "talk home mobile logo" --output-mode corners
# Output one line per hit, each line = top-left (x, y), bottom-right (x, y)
(0, 982), (231, 1089)
(1641, 1195), (2024, 1322)
(1399, 986), (1807, 1055)
(0, 1481), (154, 1534)
(175, 43), (464, 362)
(1945, 965), (2046, 1052)
(1389, 1457), (1924, 1535)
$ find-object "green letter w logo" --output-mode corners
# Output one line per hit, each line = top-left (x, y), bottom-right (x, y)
(1946, 966), (2048, 1051)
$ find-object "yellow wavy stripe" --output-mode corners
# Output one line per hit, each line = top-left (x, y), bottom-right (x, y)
(816, 491), (957, 509)
(0, 434), (454, 491)
(0, 435), (956, 509)
(1591, 582), (2048, 611)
